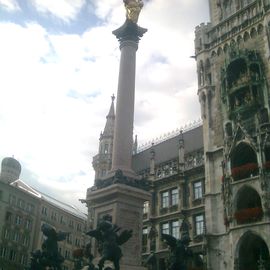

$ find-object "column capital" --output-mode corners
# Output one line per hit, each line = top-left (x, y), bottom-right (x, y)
(112, 19), (147, 45)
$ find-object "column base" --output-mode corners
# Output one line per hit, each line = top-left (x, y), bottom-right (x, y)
(87, 182), (151, 268)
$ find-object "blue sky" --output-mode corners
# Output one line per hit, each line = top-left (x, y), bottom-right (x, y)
(0, 0), (209, 212)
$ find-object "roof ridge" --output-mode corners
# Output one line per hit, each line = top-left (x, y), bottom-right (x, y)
(136, 118), (202, 153)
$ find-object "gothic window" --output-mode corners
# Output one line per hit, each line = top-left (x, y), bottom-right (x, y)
(161, 188), (179, 208)
(142, 227), (148, 252)
(194, 214), (204, 236)
(161, 191), (169, 208)
(143, 201), (149, 214)
(161, 222), (169, 235)
(104, 144), (109, 154)
(198, 61), (204, 86)
(243, 31), (250, 41)
(257, 24), (264, 35)
(161, 220), (180, 239)
(234, 186), (262, 224)
(237, 232), (270, 270)
(171, 221), (180, 239)
(231, 142), (258, 181)
(171, 188), (179, 206)
(193, 181), (203, 199)
(250, 27), (257, 39)
(222, 51), (265, 125)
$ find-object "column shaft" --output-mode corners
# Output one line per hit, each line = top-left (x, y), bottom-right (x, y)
(111, 40), (138, 173)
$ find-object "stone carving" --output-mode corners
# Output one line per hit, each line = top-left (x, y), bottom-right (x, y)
(95, 169), (150, 191)
(28, 224), (69, 270)
(123, 0), (144, 24)
(86, 214), (133, 270)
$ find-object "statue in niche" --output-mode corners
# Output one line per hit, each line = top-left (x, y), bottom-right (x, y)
(28, 224), (69, 270)
(123, 0), (144, 24)
(86, 214), (132, 270)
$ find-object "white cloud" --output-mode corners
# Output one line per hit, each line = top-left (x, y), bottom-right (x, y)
(30, 0), (86, 22)
(0, 0), (209, 210)
(0, 0), (20, 12)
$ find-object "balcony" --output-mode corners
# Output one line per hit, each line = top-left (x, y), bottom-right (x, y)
(234, 207), (263, 225)
(231, 163), (258, 181)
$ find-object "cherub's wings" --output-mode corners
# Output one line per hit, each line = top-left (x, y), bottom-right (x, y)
(161, 233), (177, 249)
(117, 229), (133, 245)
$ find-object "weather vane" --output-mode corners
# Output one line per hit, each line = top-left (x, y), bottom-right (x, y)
(123, 0), (144, 24)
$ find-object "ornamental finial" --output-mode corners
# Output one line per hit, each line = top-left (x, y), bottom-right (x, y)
(123, 0), (144, 24)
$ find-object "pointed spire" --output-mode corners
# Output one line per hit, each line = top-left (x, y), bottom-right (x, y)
(103, 95), (115, 137)
(107, 94), (115, 119)
(179, 130), (185, 173)
(149, 142), (155, 177)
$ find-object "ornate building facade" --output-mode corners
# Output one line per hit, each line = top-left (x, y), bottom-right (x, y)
(91, 1), (270, 269)
(0, 157), (87, 270)
(195, 0), (270, 269)
(93, 97), (206, 270)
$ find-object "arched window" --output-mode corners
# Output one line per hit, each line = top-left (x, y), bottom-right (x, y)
(198, 61), (204, 86)
(237, 232), (269, 270)
(250, 27), (257, 39)
(243, 31), (250, 42)
(231, 142), (258, 180)
(234, 186), (262, 224)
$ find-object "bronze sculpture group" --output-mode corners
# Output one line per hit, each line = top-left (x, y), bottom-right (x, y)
(28, 223), (69, 270)
(86, 214), (133, 270)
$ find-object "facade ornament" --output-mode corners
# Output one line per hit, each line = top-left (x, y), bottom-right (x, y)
(28, 224), (69, 270)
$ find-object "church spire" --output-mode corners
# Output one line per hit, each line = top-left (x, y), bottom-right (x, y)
(92, 95), (115, 180)
(103, 94), (115, 138)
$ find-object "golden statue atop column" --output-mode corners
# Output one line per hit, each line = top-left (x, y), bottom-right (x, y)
(124, 0), (144, 24)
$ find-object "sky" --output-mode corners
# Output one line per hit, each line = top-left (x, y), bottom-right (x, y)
(0, 0), (209, 212)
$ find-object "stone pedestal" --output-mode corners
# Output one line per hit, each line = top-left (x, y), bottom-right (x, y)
(87, 183), (150, 270)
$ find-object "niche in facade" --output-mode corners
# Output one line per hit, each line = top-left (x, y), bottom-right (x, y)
(234, 186), (262, 225)
(221, 50), (266, 132)
(230, 142), (258, 181)
(237, 232), (269, 270)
